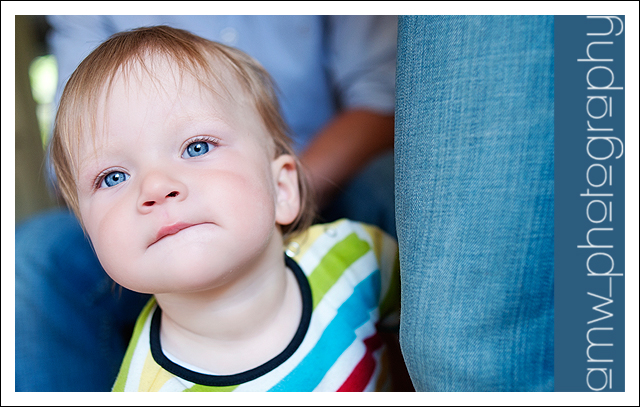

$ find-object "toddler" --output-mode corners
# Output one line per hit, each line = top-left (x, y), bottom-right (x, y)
(50, 25), (400, 392)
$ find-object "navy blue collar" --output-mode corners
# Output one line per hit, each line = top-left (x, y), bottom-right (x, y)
(149, 254), (312, 387)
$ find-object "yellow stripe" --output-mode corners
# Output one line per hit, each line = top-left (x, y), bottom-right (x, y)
(112, 298), (157, 391)
(139, 352), (176, 391)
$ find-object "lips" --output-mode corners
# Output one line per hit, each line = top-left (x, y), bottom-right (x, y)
(151, 222), (196, 246)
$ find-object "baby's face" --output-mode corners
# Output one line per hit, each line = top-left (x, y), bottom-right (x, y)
(76, 60), (286, 294)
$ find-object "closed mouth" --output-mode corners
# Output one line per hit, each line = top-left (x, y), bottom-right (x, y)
(151, 222), (197, 246)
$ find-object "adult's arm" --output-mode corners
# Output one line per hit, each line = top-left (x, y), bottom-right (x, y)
(301, 109), (394, 209)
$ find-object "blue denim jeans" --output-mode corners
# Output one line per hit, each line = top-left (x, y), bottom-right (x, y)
(395, 16), (554, 391)
(15, 209), (151, 391)
(14, 153), (394, 391)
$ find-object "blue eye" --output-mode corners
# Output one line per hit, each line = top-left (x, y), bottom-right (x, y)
(100, 171), (129, 188)
(183, 141), (210, 158)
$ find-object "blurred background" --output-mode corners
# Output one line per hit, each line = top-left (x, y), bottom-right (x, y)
(15, 15), (60, 223)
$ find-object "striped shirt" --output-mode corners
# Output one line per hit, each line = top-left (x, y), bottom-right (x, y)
(112, 219), (400, 392)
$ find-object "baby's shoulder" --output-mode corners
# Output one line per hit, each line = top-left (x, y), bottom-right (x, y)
(301, 218), (395, 245)
(286, 218), (398, 277)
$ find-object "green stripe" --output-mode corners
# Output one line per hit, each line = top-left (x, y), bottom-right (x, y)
(184, 384), (238, 392)
(112, 298), (157, 391)
(308, 232), (371, 310)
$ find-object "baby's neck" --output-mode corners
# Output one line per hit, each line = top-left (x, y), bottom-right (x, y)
(154, 252), (302, 375)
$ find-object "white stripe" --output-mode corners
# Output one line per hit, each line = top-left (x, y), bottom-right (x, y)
(322, 250), (379, 310)
(163, 349), (218, 375)
(232, 229), (377, 390)
(159, 377), (191, 392)
(233, 249), (379, 390)
(363, 346), (386, 392)
(232, 297), (339, 391)
(352, 222), (398, 322)
(124, 305), (156, 392)
(314, 308), (379, 391)
(123, 221), (391, 392)
(295, 219), (355, 276)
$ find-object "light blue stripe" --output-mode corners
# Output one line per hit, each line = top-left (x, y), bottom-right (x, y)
(268, 269), (381, 392)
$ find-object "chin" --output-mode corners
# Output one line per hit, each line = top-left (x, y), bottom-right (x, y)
(146, 262), (238, 294)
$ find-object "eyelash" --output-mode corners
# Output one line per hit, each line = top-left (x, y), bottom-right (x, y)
(92, 136), (221, 190)
(93, 167), (128, 190)
(181, 135), (220, 156)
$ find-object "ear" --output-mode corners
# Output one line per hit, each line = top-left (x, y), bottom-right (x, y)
(271, 154), (301, 226)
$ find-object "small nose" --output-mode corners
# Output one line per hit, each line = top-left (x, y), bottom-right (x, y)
(137, 171), (187, 213)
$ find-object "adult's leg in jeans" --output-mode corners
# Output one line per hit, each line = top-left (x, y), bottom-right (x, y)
(15, 209), (150, 391)
(395, 16), (554, 391)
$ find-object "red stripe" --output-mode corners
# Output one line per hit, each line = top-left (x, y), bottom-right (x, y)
(337, 333), (384, 392)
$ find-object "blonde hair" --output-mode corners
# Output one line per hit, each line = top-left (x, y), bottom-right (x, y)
(50, 25), (315, 240)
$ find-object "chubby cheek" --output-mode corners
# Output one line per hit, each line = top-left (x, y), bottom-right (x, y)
(197, 163), (277, 237)
(81, 198), (141, 289)
(199, 149), (275, 207)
